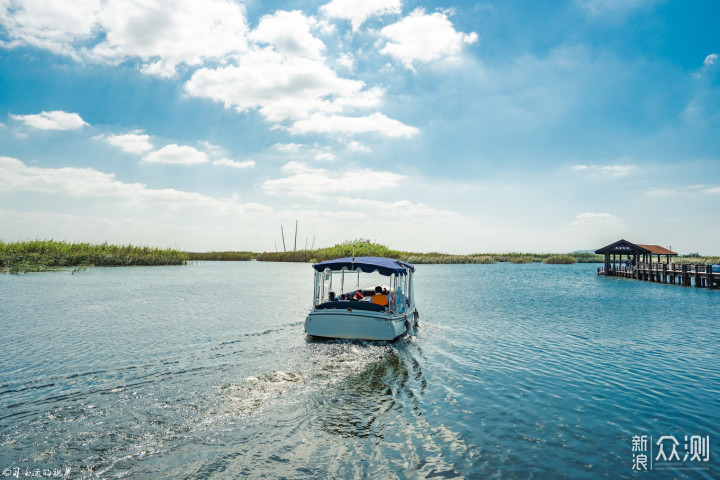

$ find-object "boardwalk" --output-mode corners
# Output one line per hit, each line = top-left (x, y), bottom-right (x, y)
(598, 263), (719, 288)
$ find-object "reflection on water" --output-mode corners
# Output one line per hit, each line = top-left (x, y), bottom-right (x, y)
(1, 262), (719, 479)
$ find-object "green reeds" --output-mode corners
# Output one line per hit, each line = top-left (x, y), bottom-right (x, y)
(543, 255), (578, 264)
(1, 240), (188, 273)
(186, 251), (255, 261)
(251, 240), (602, 265)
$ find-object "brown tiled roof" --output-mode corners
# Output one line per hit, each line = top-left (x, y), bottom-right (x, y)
(636, 244), (677, 255)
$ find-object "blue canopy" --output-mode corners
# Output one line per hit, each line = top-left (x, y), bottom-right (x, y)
(312, 256), (415, 275)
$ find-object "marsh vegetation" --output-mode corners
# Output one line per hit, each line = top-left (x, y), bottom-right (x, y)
(1, 240), (188, 273)
(5, 239), (715, 273)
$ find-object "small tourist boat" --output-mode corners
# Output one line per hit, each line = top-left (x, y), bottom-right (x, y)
(304, 256), (418, 341)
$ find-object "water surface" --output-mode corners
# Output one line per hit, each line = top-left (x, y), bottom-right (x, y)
(1, 262), (718, 478)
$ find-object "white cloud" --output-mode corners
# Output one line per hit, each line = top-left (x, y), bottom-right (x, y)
(570, 164), (636, 177)
(345, 140), (372, 153)
(0, 156), (266, 214)
(262, 161), (405, 197)
(10, 110), (88, 130)
(336, 53), (355, 70)
(143, 144), (209, 165)
(569, 212), (621, 230)
(184, 48), (412, 136)
(313, 152), (335, 161)
(380, 8), (477, 70)
(249, 10), (325, 60)
(288, 112), (418, 137)
(692, 53), (718, 79)
(273, 143), (305, 153)
(0, 0), (100, 58)
(647, 185), (720, 196)
(185, 48), (381, 123)
(102, 131), (153, 154)
(213, 158), (255, 168)
(646, 188), (675, 196)
(0, 0), (248, 77)
(198, 141), (226, 157)
(320, 0), (401, 32)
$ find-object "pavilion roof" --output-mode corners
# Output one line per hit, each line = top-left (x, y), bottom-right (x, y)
(595, 239), (677, 256)
(595, 239), (649, 255)
(636, 244), (677, 255)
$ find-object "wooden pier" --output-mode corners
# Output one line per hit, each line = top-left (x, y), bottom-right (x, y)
(595, 239), (718, 289)
(597, 263), (719, 288)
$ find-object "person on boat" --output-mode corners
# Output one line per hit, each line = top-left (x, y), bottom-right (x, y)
(352, 290), (364, 301)
(371, 286), (388, 306)
(328, 291), (336, 301)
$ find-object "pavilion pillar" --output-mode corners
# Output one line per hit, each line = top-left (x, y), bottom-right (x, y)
(604, 254), (610, 275)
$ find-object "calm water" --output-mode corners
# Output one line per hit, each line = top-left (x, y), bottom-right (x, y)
(1, 262), (718, 479)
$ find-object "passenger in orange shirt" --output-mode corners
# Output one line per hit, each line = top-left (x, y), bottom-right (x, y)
(371, 286), (388, 306)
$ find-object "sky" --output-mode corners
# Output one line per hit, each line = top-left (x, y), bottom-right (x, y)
(0, 0), (718, 254)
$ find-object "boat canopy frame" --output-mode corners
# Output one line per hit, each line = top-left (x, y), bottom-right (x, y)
(311, 257), (415, 312)
(312, 256), (415, 276)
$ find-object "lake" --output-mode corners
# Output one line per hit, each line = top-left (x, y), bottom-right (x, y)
(1, 262), (718, 479)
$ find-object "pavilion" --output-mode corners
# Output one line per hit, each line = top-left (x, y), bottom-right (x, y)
(595, 239), (678, 275)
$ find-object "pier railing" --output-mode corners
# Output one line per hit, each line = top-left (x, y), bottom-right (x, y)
(597, 263), (718, 288)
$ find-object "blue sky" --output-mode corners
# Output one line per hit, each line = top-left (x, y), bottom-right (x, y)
(1, 0), (718, 254)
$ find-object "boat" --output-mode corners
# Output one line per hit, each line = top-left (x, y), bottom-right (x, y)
(304, 256), (418, 341)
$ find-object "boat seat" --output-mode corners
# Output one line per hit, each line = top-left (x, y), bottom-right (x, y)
(315, 301), (387, 312)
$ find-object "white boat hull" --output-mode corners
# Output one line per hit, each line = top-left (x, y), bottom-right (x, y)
(305, 306), (415, 341)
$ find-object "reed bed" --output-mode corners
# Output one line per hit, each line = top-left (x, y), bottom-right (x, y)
(186, 251), (255, 261)
(543, 255), (578, 264)
(8, 240), (713, 273)
(1, 240), (188, 273)
(674, 255), (720, 265)
(252, 240), (603, 265)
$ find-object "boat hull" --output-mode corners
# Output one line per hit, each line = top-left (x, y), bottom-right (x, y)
(305, 306), (415, 341)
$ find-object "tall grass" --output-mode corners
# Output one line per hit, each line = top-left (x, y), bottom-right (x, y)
(186, 251), (255, 261)
(9, 239), (711, 273)
(543, 255), (577, 264)
(253, 240), (603, 265)
(1, 240), (188, 273)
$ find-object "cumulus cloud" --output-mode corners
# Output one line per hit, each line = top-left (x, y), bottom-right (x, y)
(101, 131), (153, 154)
(185, 48), (382, 123)
(2, 2), (418, 138)
(288, 113), (418, 137)
(704, 53), (718, 66)
(0, 0), (248, 77)
(213, 158), (255, 168)
(0, 155), (266, 213)
(262, 161), (406, 197)
(249, 10), (325, 60)
(0, 0), (100, 58)
(380, 8), (477, 70)
(10, 110), (88, 130)
(320, 0), (401, 32)
(143, 144), (209, 165)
